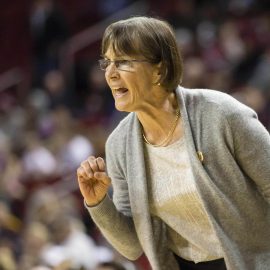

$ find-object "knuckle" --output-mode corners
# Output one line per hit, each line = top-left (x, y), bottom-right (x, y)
(97, 157), (104, 165)
(77, 167), (83, 175)
(80, 160), (88, 167)
(88, 159), (98, 168)
(88, 159), (95, 165)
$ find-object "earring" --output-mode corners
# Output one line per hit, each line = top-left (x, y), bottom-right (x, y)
(157, 82), (161, 86)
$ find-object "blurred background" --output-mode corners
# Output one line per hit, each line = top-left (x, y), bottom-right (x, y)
(0, 0), (269, 269)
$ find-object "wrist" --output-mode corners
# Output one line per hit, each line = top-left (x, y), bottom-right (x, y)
(85, 195), (107, 207)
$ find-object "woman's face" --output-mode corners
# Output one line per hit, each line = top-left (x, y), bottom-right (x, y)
(104, 45), (159, 112)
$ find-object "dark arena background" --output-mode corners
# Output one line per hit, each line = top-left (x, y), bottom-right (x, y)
(0, 1), (269, 270)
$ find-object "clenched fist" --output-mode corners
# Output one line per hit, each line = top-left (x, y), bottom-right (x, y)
(77, 156), (111, 206)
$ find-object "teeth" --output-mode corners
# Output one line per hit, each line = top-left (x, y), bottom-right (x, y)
(113, 87), (128, 97)
(112, 88), (127, 92)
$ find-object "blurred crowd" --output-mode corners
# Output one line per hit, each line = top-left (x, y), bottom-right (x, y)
(0, 0), (269, 269)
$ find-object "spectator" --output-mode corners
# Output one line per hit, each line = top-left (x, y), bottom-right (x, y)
(96, 261), (127, 270)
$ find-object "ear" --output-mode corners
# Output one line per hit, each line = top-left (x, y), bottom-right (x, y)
(153, 62), (162, 85)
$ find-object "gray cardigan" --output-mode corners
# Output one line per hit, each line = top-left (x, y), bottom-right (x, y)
(87, 86), (270, 270)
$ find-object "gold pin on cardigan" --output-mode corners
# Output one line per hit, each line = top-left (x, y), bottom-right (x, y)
(197, 151), (204, 163)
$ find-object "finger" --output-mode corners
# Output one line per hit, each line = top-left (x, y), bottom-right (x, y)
(77, 167), (88, 179)
(88, 156), (99, 172)
(80, 161), (94, 178)
(96, 157), (106, 172)
(94, 172), (111, 186)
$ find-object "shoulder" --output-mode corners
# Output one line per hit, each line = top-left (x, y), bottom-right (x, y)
(178, 86), (257, 119)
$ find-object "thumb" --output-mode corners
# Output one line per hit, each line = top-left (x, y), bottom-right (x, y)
(94, 172), (111, 185)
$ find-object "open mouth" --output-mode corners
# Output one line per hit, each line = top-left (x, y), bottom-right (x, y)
(113, 88), (129, 97)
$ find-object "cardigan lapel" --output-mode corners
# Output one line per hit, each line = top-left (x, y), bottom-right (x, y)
(126, 113), (160, 269)
(175, 86), (219, 217)
(176, 86), (231, 252)
(176, 86), (203, 166)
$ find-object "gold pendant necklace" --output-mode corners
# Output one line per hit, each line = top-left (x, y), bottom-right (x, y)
(142, 109), (181, 147)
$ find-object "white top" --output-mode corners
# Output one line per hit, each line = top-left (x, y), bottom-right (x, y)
(144, 137), (223, 263)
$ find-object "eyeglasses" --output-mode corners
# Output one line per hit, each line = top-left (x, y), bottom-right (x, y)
(98, 58), (149, 71)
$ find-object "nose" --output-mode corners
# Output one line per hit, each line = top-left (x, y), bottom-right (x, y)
(105, 62), (119, 79)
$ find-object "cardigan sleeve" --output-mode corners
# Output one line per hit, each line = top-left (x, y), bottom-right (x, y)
(227, 107), (270, 203)
(86, 137), (143, 260)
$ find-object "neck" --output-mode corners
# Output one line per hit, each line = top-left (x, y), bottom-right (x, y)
(137, 92), (181, 146)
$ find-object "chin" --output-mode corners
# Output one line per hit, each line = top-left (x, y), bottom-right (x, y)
(115, 102), (132, 112)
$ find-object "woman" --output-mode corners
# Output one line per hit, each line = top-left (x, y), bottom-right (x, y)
(77, 16), (270, 270)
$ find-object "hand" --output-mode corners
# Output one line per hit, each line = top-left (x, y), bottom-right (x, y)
(77, 156), (111, 206)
